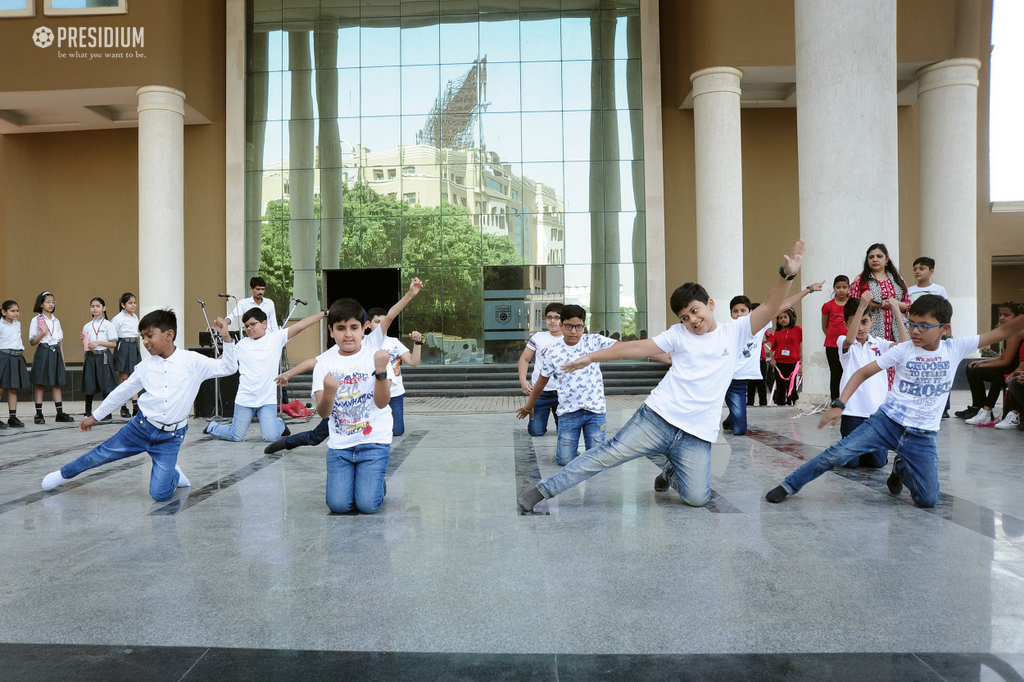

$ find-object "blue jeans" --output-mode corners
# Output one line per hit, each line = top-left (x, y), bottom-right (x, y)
(538, 404), (712, 507)
(556, 409), (606, 466)
(781, 410), (939, 507)
(390, 394), (405, 436)
(281, 417), (329, 449)
(60, 414), (187, 501)
(839, 415), (887, 468)
(209, 403), (284, 442)
(724, 379), (748, 434)
(528, 390), (559, 436)
(326, 443), (391, 514)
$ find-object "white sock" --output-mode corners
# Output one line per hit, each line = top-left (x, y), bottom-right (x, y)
(174, 465), (190, 488)
(41, 470), (69, 491)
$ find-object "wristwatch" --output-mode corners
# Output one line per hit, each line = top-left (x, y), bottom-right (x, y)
(830, 399), (846, 410)
(414, 341), (423, 345)
(779, 265), (796, 281)
(322, 307), (329, 317)
(374, 370), (388, 381)
(805, 284), (815, 292)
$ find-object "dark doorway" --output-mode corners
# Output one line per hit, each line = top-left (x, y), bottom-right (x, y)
(322, 268), (402, 346)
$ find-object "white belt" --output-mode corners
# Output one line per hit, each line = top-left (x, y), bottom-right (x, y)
(146, 416), (188, 432)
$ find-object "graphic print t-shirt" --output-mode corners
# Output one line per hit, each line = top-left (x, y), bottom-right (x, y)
(733, 322), (771, 380)
(876, 335), (979, 432)
(538, 334), (617, 416)
(312, 345), (395, 450)
(381, 336), (411, 397)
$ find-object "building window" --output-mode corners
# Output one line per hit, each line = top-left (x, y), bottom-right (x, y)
(388, 168), (397, 180)
(1, 0), (34, 18)
(374, 169), (384, 181)
(44, 0), (127, 15)
(404, 192), (417, 205)
(485, 177), (504, 194)
(455, 176), (464, 185)
(403, 166), (416, 176)
(511, 189), (519, 200)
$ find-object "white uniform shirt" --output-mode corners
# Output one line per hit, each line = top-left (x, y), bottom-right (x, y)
(229, 296), (279, 332)
(94, 343), (239, 423)
(733, 322), (771, 380)
(29, 314), (63, 345)
(907, 283), (948, 302)
(838, 333), (895, 418)
(646, 316), (753, 444)
(312, 345), (395, 450)
(82, 318), (118, 353)
(876, 335), (979, 432)
(381, 336), (411, 397)
(0, 319), (24, 351)
(235, 328), (289, 407)
(110, 311), (140, 338)
(539, 334), (617, 416)
(527, 331), (562, 391)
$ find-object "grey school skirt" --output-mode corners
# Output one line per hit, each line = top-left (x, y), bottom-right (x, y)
(29, 343), (66, 387)
(113, 337), (143, 374)
(0, 349), (30, 389)
(83, 350), (118, 395)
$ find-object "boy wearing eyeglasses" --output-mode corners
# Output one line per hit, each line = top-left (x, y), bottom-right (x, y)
(766, 294), (1024, 508)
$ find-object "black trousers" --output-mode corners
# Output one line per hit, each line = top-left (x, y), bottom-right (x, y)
(966, 364), (1013, 409)
(825, 346), (843, 401)
(747, 360), (769, 406)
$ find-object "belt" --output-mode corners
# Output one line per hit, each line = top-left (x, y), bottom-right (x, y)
(85, 349), (109, 355)
(39, 343), (60, 351)
(117, 337), (138, 342)
(145, 416), (188, 432)
(0, 349), (23, 357)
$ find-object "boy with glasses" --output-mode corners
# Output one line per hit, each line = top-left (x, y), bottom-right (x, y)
(766, 295), (1024, 508)
(517, 302), (564, 437)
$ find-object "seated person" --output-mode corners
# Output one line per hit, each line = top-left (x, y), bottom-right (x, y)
(956, 301), (1024, 424)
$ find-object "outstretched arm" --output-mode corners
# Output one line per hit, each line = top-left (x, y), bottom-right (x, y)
(286, 309), (327, 340)
(379, 277), (423, 337)
(515, 374), (551, 419)
(979, 315), (1024, 349)
(842, 291), (873, 352)
(276, 357), (318, 386)
(398, 331), (424, 367)
(818, 361), (884, 428)
(561, 338), (663, 373)
(781, 280), (823, 312)
(748, 240), (807, 333)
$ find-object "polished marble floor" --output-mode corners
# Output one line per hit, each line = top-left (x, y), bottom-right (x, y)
(2, 391), (1024, 681)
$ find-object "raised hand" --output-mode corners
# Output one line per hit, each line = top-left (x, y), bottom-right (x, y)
(810, 280), (824, 292)
(374, 349), (390, 373)
(408, 277), (423, 298)
(211, 317), (231, 339)
(861, 289), (875, 304)
(885, 297), (900, 311)
(782, 240), (806, 277)
(322, 372), (340, 395)
(410, 330), (423, 343)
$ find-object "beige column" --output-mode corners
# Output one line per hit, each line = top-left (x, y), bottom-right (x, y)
(917, 58), (980, 337)
(795, 0), (899, 399)
(137, 85), (186, 347)
(691, 67), (743, 304)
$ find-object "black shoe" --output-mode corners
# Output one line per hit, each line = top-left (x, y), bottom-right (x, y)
(654, 473), (670, 492)
(942, 411), (950, 419)
(8, 416), (24, 428)
(120, 406), (131, 418)
(264, 437), (288, 455)
(132, 405), (139, 416)
(517, 486), (544, 513)
(954, 407), (979, 420)
(887, 464), (904, 495)
(55, 413), (75, 423)
(0, 420), (7, 430)
(765, 486), (788, 503)
(34, 414), (45, 425)
(723, 418), (732, 431)
(281, 425), (291, 437)
(101, 414), (112, 421)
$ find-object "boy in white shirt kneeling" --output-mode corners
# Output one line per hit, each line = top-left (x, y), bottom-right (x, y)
(516, 305), (616, 466)
(314, 299), (395, 514)
(837, 291), (907, 468)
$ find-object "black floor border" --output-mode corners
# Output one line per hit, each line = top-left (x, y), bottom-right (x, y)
(386, 429), (427, 479)
(0, 459), (146, 516)
(513, 429), (547, 516)
(1, 644), (1022, 682)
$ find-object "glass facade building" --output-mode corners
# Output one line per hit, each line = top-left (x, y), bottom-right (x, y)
(246, 0), (646, 363)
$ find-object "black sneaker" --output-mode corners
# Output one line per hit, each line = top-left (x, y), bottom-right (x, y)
(55, 413), (75, 423)
(8, 416), (24, 428)
(942, 411), (950, 419)
(34, 414), (45, 425)
(264, 437), (288, 455)
(723, 418), (732, 431)
(887, 464), (904, 495)
(654, 473), (670, 492)
(0, 420), (7, 430)
(281, 425), (291, 437)
(120, 406), (131, 418)
(954, 407), (979, 420)
(132, 405), (139, 416)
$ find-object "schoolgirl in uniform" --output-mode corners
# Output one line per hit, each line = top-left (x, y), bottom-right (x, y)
(82, 297), (118, 420)
(0, 300), (30, 428)
(28, 291), (74, 424)
(111, 292), (142, 417)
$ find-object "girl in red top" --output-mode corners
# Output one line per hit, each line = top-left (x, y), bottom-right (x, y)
(772, 307), (802, 406)
(821, 275), (850, 401)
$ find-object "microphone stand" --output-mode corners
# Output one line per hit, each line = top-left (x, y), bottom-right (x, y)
(197, 299), (223, 421)
(220, 294), (239, 336)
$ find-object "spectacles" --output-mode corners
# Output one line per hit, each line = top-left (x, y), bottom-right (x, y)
(545, 315), (561, 321)
(243, 321), (263, 330)
(906, 321), (943, 332)
(563, 323), (585, 332)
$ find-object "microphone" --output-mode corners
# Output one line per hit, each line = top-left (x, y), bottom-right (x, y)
(293, 298), (308, 305)
(218, 293), (232, 299)
(197, 299), (206, 307)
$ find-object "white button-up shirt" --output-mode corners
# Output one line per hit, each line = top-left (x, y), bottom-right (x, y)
(228, 296), (279, 333)
(0, 318), (24, 351)
(94, 342), (238, 423)
(110, 311), (140, 339)
(82, 318), (118, 353)
(29, 314), (63, 345)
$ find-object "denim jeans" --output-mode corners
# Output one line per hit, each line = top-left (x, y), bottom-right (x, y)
(537, 404), (712, 507)
(60, 413), (187, 501)
(528, 390), (559, 436)
(781, 409), (939, 507)
(556, 409), (606, 466)
(326, 443), (391, 514)
(390, 394), (405, 436)
(839, 415), (887, 468)
(209, 403), (284, 442)
(281, 417), (329, 449)
(724, 379), (748, 435)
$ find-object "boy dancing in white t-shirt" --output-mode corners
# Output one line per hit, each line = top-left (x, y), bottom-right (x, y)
(517, 241), (808, 512)
(518, 302), (564, 437)
(766, 295), (1024, 508)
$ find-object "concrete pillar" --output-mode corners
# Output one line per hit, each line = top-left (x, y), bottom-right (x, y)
(137, 85), (186, 347)
(288, 31), (319, 313)
(917, 58), (980, 338)
(795, 0), (899, 399)
(691, 66), (743, 304)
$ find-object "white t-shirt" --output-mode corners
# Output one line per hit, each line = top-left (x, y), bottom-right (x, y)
(907, 283), (948, 302)
(234, 328), (289, 407)
(381, 336), (411, 397)
(312, 345), (395, 450)
(838, 333), (895, 418)
(229, 296), (279, 332)
(733, 322), (771, 380)
(527, 331), (562, 391)
(539, 333), (617, 416)
(646, 316), (753, 443)
(876, 335), (979, 432)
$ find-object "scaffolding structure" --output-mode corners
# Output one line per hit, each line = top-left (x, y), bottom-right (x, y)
(417, 57), (488, 151)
